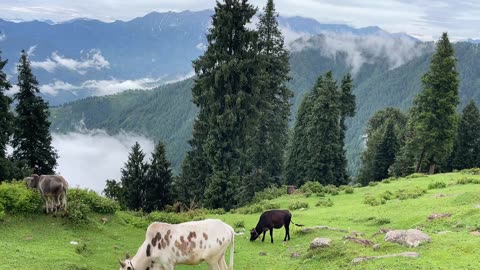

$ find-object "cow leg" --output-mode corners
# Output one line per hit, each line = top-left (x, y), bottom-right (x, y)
(270, 228), (274, 243)
(261, 231), (266, 242)
(284, 224), (290, 241)
(218, 253), (228, 270)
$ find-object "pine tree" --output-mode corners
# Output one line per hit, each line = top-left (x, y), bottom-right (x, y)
(246, 0), (292, 197)
(120, 142), (148, 211)
(359, 108), (407, 184)
(451, 101), (480, 169)
(411, 33), (459, 174)
(0, 50), (13, 181)
(144, 141), (174, 212)
(12, 50), (57, 175)
(192, 0), (259, 210)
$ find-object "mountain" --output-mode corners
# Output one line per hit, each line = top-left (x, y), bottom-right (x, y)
(50, 35), (480, 176)
(0, 10), (416, 105)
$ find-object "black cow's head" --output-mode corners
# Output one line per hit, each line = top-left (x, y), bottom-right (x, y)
(250, 228), (259, 241)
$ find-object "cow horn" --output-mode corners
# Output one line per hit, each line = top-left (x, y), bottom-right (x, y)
(119, 259), (126, 268)
(125, 253), (130, 259)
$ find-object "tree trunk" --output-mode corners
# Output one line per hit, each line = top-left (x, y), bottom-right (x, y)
(429, 163), (436, 175)
(415, 148), (426, 173)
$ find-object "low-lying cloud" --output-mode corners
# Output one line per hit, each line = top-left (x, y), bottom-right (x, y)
(31, 49), (110, 74)
(52, 130), (155, 193)
(290, 32), (431, 74)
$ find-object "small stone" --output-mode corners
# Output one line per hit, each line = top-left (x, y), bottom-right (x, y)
(70, 241), (79, 245)
(470, 231), (480, 237)
(373, 244), (380, 251)
(384, 229), (430, 248)
(309, 238), (331, 249)
(259, 251), (268, 256)
(473, 204), (480, 209)
(290, 252), (301, 258)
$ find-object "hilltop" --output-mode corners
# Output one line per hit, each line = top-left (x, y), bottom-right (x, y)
(1, 171), (480, 269)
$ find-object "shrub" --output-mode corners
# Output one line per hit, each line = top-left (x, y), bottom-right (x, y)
(363, 196), (383, 206)
(428, 181), (447, 189)
(299, 181), (324, 194)
(263, 202), (281, 210)
(209, 208), (226, 215)
(406, 173), (426, 179)
(368, 181), (379, 187)
(234, 220), (245, 228)
(0, 203), (5, 221)
(456, 177), (480, 185)
(68, 189), (120, 214)
(344, 186), (354, 194)
(374, 217), (391, 225)
(288, 201), (309, 210)
(461, 168), (480, 175)
(252, 185), (286, 203)
(380, 190), (394, 201)
(67, 200), (90, 224)
(304, 192), (312, 198)
(324, 185), (339, 195)
(395, 187), (427, 200)
(147, 211), (190, 224)
(0, 181), (43, 214)
(315, 198), (334, 207)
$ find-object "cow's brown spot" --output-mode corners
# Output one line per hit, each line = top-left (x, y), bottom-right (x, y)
(165, 230), (171, 246)
(222, 237), (225, 242)
(176, 250), (180, 257)
(161, 239), (167, 249)
(151, 232), (162, 247)
(187, 231), (197, 243)
(146, 244), (151, 257)
(203, 232), (208, 240)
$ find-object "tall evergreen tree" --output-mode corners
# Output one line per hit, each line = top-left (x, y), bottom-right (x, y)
(144, 141), (174, 212)
(358, 108), (407, 184)
(120, 142), (148, 211)
(410, 33), (459, 174)
(191, 0), (259, 210)
(0, 50), (13, 181)
(12, 50), (57, 175)
(451, 101), (480, 169)
(246, 0), (292, 197)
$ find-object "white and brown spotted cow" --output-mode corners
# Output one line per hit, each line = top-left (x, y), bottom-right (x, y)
(119, 219), (235, 270)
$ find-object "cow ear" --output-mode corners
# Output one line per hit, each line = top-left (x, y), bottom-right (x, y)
(119, 259), (126, 267)
(125, 253), (130, 259)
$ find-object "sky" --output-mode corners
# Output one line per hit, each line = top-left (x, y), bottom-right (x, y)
(0, 0), (479, 41)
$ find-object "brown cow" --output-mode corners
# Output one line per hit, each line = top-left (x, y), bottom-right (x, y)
(26, 174), (68, 215)
(250, 210), (303, 243)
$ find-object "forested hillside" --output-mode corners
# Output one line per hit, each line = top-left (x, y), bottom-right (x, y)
(50, 39), (480, 176)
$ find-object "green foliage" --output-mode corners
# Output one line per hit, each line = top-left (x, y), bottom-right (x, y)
(0, 181), (42, 214)
(324, 185), (339, 195)
(380, 190), (394, 201)
(12, 50), (58, 174)
(456, 177), (480, 185)
(233, 220), (245, 228)
(252, 185), (286, 203)
(235, 201), (281, 214)
(288, 201), (309, 210)
(406, 173), (426, 179)
(428, 181), (447, 189)
(395, 187), (427, 200)
(373, 217), (391, 225)
(67, 199), (90, 224)
(0, 50), (13, 182)
(461, 168), (480, 175)
(363, 195), (384, 206)
(120, 142), (148, 211)
(368, 181), (379, 187)
(344, 186), (354, 194)
(451, 101), (480, 170)
(0, 203), (5, 221)
(315, 198), (334, 207)
(68, 189), (120, 214)
(299, 181), (324, 194)
(147, 211), (191, 224)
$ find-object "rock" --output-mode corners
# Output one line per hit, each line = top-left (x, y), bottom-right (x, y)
(384, 229), (431, 248)
(428, 213), (452, 220)
(70, 241), (79, 245)
(290, 252), (301, 258)
(373, 244), (380, 251)
(473, 204), (480, 209)
(343, 236), (374, 247)
(309, 238), (331, 249)
(470, 231), (480, 237)
(259, 251), (268, 256)
(101, 217), (109, 224)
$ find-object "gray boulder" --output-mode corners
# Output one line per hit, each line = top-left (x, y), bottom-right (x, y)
(309, 238), (331, 249)
(384, 229), (431, 247)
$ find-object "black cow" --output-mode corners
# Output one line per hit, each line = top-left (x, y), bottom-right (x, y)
(250, 210), (303, 243)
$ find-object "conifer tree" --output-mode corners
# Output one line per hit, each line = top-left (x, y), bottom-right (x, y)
(12, 50), (57, 175)
(451, 101), (480, 169)
(144, 141), (174, 212)
(246, 0), (292, 196)
(0, 50), (13, 181)
(191, 0), (259, 210)
(120, 142), (148, 211)
(410, 33), (459, 174)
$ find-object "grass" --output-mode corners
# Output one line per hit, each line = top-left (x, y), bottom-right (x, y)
(1, 172), (480, 269)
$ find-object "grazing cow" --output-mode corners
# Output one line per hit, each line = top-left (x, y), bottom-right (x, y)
(26, 174), (68, 215)
(250, 210), (303, 243)
(119, 219), (235, 270)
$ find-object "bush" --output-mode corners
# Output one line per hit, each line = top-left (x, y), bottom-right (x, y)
(406, 173), (426, 179)
(0, 203), (5, 221)
(395, 187), (427, 200)
(368, 181), (379, 187)
(363, 196), (384, 206)
(234, 220), (245, 228)
(456, 177), (480, 185)
(209, 208), (226, 215)
(461, 168), (480, 175)
(252, 185), (286, 203)
(380, 190), (394, 201)
(288, 201), (309, 210)
(344, 186), (354, 194)
(299, 181), (324, 194)
(0, 181), (43, 214)
(68, 200), (90, 224)
(147, 211), (190, 224)
(315, 198), (334, 207)
(304, 192), (312, 198)
(68, 189), (120, 214)
(324, 185), (339, 195)
(428, 181), (447, 189)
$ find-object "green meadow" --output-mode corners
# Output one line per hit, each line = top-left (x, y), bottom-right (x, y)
(1, 172), (480, 270)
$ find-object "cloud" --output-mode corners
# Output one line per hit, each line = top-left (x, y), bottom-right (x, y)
(39, 80), (79, 95)
(0, 32), (6, 41)
(80, 77), (162, 96)
(5, 85), (19, 96)
(31, 49), (110, 74)
(52, 130), (155, 193)
(26, 45), (37, 56)
(290, 32), (431, 75)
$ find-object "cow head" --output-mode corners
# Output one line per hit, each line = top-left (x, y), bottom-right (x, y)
(119, 254), (134, 270)
(25, 174), (40, 189)
(250, 228), (259, 241)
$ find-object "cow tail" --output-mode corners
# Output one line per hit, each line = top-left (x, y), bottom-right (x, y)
(291, 220), (304, 227)
(229, 231), (234, 270)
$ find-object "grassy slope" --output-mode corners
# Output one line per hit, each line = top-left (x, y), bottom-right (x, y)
(1, 172), (480, 270)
